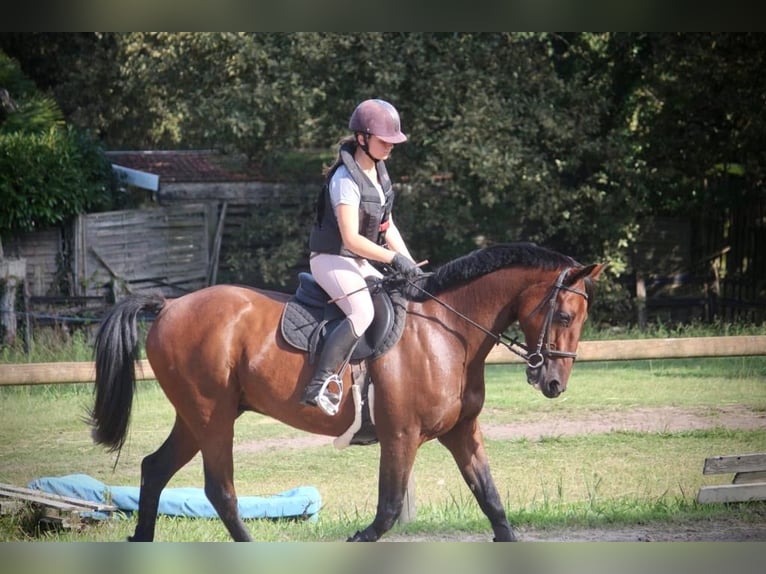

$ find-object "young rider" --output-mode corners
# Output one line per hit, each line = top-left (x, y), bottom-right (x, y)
(301, 99), (422, 410)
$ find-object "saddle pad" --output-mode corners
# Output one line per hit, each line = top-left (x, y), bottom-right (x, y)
(281, 290), (408, 361)
(281, 299), (327, 351)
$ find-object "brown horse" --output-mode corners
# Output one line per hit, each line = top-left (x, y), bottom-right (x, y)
(90, 242), (605, 542)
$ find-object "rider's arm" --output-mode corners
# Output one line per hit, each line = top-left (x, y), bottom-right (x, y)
(336, 203), (399, 264)
(381, 216), (413, 261)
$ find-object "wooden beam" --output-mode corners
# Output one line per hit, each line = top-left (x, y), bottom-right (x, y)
(0, 483), (117, 513)
(0, 336), (764, 385)
(696, 482), (766, 504)
(703, 453), (766, 475)
(485, 336), (766, 364)
(0, 360), (155, 386)
(734, 471), (766, 485)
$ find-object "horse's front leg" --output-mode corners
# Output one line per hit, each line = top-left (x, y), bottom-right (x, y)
(438, 417), (517, 541)
(347, 434), (419, 542)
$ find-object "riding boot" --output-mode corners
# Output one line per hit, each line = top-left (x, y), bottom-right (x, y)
(301, 317), (360, 407)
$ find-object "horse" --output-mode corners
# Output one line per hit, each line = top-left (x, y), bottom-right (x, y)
(89, 241), (605, 542)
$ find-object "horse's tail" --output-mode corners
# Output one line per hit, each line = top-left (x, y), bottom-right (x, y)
(89, 293), (166, 453)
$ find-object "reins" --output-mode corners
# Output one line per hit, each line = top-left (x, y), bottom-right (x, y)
(404, 266), (588, 369)
(324, 264), (589, 369)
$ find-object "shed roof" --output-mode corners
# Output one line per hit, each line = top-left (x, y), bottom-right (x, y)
(105, 150), (261, 183)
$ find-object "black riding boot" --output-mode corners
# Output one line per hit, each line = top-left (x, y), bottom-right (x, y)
(301, 317), (360, 408)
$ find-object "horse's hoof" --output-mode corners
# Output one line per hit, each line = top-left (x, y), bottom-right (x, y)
(493, 531), (517, 542)
(346, 529), (376, 542)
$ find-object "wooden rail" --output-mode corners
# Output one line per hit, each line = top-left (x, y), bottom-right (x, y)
(486, 335), (766, 364)
(0, 360), (155, 386)
(0, 336), (764, 386)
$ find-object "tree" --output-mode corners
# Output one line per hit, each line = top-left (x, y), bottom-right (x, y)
(632, 33), (766, 213)
(0, 50), (114, 242)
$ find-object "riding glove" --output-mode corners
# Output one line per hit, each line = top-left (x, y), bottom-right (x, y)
(391, 253), (423, 281)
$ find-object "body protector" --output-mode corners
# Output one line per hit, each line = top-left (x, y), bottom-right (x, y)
(309, 143), (394, 257)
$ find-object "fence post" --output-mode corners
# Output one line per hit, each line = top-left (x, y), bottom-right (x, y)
(398, 470), (416, 524)
(0, 258), (27, 346)
(635, 271), (647, 331)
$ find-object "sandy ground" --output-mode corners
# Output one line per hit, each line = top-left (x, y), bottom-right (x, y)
(235, 404), (765, 452)
(236, 404), (766, 542)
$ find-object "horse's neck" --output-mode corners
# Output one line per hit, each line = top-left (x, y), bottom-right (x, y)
(433, 268), (524, 340)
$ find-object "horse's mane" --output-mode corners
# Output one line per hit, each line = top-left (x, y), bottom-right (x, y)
(406, 242), (578, 301)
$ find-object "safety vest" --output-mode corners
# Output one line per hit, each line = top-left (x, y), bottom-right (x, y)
(309, 143), (394, 257)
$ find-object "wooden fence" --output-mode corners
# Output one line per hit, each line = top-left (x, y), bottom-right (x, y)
(1, 336), (764, 386)
(73, 204), (212, 299)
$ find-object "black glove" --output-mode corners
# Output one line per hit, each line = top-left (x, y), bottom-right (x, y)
(391, 253), (423, 281)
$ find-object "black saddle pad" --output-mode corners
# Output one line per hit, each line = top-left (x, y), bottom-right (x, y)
(280, 272), (407, 362)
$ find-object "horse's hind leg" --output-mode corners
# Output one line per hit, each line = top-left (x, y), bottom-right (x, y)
(200, 416), (252, 542)
(130, 415), (199, 541)
(438, 418), (517, 541)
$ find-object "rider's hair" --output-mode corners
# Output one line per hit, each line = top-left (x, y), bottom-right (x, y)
(322, 135), (357, 178)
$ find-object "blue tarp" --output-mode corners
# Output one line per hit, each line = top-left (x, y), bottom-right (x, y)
(27, 474), (321, 521)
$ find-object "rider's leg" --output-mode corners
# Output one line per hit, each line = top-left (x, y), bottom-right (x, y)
(300, 316), (360, 406)
(302, 255), (376, 408)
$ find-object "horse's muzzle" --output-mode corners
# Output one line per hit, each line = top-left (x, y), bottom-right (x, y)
(526, 365), (563, 398)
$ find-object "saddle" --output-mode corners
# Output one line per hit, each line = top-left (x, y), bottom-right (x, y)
(280, 272), (407, 363)
(279, 272), (409, 447)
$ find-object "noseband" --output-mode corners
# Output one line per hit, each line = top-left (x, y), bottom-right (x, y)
(406, 266), (588, 369)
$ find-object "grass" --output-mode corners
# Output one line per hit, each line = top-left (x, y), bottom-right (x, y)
(1, 356), (764, 541)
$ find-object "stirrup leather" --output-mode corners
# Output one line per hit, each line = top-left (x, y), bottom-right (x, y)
(316, 373), (344, 416)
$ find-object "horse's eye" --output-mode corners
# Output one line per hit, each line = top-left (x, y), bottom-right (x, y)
(557, 312), (572, 327)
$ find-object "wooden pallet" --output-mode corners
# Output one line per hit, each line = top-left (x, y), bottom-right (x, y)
(0, 483), (118, 530)
(697, 453), (766, 503)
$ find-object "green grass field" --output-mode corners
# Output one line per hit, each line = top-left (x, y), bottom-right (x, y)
(1, 356), (764, 541)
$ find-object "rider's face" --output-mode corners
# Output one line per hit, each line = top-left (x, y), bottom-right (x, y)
(367, 135), (395, 161)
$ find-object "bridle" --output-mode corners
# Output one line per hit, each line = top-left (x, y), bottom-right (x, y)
(405, 266), (589, 370)
(519, 267), (589, 369)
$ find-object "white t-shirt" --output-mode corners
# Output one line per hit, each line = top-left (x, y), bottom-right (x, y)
(329, 165), (385, 214)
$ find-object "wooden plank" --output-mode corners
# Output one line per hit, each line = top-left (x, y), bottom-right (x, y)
(485, 336), (766, 364)
(0, 360), (155, 385)
(1, 336), (765, 385)
(703, 453), (766, 475)
(696, 482), (766, 504)
(0, 488), (94, 512)
(159, 181), (313, 203)
(0, 499), (23, 515)
(0, 484), (117, 512)
(734, 471), (766, 485)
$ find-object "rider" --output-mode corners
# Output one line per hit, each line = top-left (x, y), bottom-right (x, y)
(301, 98), (423, 409)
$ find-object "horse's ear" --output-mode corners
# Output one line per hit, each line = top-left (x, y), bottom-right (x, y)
(566, 263), (608, 285)
(586, 263), (608, 281)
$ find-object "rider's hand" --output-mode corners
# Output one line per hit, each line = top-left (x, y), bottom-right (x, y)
(391, 253), (423, 281)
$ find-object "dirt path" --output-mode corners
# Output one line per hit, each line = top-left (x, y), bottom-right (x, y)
(235, 405), (765, 453)
(235, 405), (765, 542)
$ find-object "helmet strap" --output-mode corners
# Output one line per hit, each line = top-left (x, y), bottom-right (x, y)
(357, 133), (378, 163)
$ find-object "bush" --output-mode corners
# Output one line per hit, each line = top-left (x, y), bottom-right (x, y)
(0, 126), (114, 238)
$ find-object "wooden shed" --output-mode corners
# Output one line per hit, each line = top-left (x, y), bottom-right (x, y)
(102, 150), (316, 296)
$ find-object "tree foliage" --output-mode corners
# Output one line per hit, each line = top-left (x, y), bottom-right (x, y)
(0, 49), (114, 240)
(2, 33), (763, 291)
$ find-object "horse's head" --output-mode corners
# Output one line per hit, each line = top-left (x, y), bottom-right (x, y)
(516, 263), (606, 398)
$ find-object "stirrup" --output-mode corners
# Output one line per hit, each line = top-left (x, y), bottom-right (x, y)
(316, 374), (344, 416)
